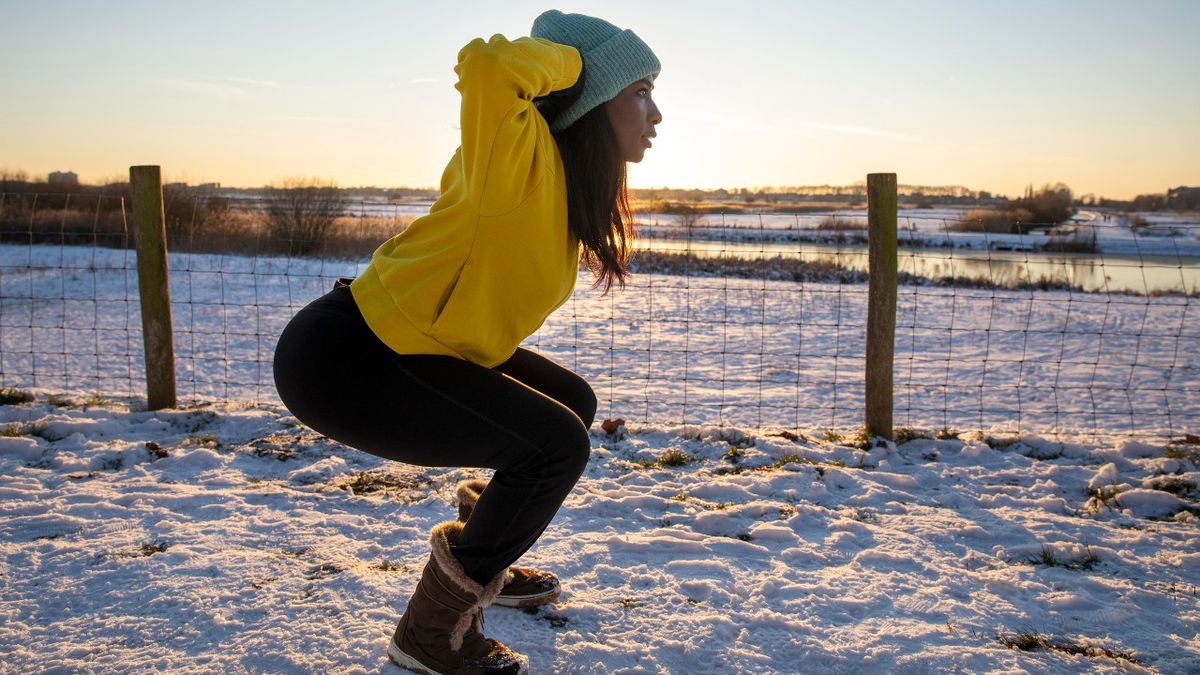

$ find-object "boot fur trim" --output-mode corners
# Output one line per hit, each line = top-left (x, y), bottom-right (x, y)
(429, 520), (506, 652)
(455, 478), (489, 514)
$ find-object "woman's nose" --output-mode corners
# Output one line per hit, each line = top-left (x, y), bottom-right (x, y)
(649, 100), (662, 125)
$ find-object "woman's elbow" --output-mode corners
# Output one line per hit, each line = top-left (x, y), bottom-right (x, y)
(454, 35), (505, 84)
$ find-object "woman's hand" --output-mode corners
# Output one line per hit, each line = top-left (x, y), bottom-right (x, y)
(534, 61), (586, 129)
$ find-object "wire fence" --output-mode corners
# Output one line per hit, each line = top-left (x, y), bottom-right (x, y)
(1, 190), (1197, 442)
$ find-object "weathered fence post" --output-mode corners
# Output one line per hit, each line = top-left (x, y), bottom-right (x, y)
(865, 173), (897, 440)
(129, 165), (176, 410)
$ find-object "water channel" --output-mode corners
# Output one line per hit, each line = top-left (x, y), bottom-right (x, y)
(638, 238), (1200, 295)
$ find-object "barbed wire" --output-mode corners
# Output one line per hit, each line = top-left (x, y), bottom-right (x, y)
(1, 191), (1196, 442)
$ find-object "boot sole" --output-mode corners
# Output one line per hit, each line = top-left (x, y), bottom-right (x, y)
(387, 640), (441, 675)
(386, 640), (529, 675)
(493, 588), (561, 608)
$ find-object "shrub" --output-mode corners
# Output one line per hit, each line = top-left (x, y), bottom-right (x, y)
(264, 178), (347, 256)
(948, 183), (1074, 234)
(947, 208), (1033, 233)
(1014, 183), (1074, 225)
(162, 185), (230, 240)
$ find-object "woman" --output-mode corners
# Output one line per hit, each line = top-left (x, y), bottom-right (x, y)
(273, 9), (661, 674)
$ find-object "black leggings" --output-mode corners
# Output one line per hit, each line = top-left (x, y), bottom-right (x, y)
(273, 283), (596, 585)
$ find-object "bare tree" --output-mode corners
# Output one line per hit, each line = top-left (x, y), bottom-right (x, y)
(162, 184), (229, 243)
(265, 177), (347, 255)
(661, 201), (704, 233)
(0, 168), (30, 192)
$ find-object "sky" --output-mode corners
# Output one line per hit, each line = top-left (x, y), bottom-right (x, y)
(1, 0), (1197, 199)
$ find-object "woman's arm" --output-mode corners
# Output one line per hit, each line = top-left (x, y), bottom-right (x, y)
(453, 35), (583, 214)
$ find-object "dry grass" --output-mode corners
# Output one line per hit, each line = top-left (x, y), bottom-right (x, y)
(1, 196), (412, 260)
(168, 213), (412, 259)
(629, 250), (869, 283)
(631, 199), (866, 216)
(814, 215), (865, 231)
(946, 208), (1033, 234)
(0, 206), (129, 247)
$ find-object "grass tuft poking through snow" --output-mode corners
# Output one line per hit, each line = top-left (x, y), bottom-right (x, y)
(1164, 443), (1200, 464)
(1085, 485), (1127, 513)
(336, 470), (431, 497)
(0, 387), (35, 405)
(1018, 544), (1101, 570)
(997, 630), (1142, 666)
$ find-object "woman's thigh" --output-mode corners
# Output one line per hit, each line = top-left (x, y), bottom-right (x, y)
(359, 353), (590, 471)
(493, 348), (597, 428)
(275, 294), (588, 471)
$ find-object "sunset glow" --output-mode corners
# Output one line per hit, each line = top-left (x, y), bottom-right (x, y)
(2, 0), (1197, 199)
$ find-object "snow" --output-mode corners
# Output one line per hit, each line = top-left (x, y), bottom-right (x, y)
(1088, 463), (1121, 492)
(1114, 489), (1196, 519)
(1, 397), (1198, 673)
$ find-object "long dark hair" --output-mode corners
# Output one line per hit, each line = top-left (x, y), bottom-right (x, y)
(553, 105), (633, 293)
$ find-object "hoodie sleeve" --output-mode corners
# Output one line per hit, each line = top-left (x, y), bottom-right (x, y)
(454, 35), (583, 215)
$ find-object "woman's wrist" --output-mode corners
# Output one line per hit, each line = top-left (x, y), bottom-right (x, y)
(534, 59), (586, 128)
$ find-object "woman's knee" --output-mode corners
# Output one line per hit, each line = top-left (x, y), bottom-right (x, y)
(522, 412), (592, 478)
(573, 381), (598, 429)
(564, 417), (593, 475)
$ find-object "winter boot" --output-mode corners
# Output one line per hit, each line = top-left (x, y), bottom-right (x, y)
(455, 479), (562, 608)
(388, 521), (527, 675)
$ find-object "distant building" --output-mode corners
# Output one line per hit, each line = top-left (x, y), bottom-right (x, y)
(48, 171), (79, 188)
(1166, 186), (1200, 210)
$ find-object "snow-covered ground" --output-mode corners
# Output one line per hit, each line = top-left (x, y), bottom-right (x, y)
(1, 244), (1197, 441)
(1, 229), (1198, 673)
(0, 396), (1197, 673)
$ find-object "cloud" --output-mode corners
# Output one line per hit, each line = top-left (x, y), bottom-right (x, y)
(157, 77), (244, 101)
(221, 76), (285, 88)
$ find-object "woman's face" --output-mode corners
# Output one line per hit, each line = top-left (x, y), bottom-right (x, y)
(604, 77), (662, 163)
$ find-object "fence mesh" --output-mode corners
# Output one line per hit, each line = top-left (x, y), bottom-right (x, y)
(1, 191), (1196, 442)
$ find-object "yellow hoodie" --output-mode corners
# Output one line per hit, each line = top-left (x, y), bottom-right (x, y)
(351, 35), (584, 368)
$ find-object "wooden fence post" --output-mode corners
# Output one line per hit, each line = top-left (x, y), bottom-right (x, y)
(865, 173), (897, 439)
(129, 165), (176, 410)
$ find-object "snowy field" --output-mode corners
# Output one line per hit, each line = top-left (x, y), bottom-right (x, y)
(1, 243), (1197, 441)
(336, 200), (1200, 259)
(346, 200), (1200, 255)
(0, 397), (1198, 673)
(1, 239), (1199, 673)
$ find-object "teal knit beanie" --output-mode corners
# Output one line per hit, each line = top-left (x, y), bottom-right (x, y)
(531, 9), (660, 133)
